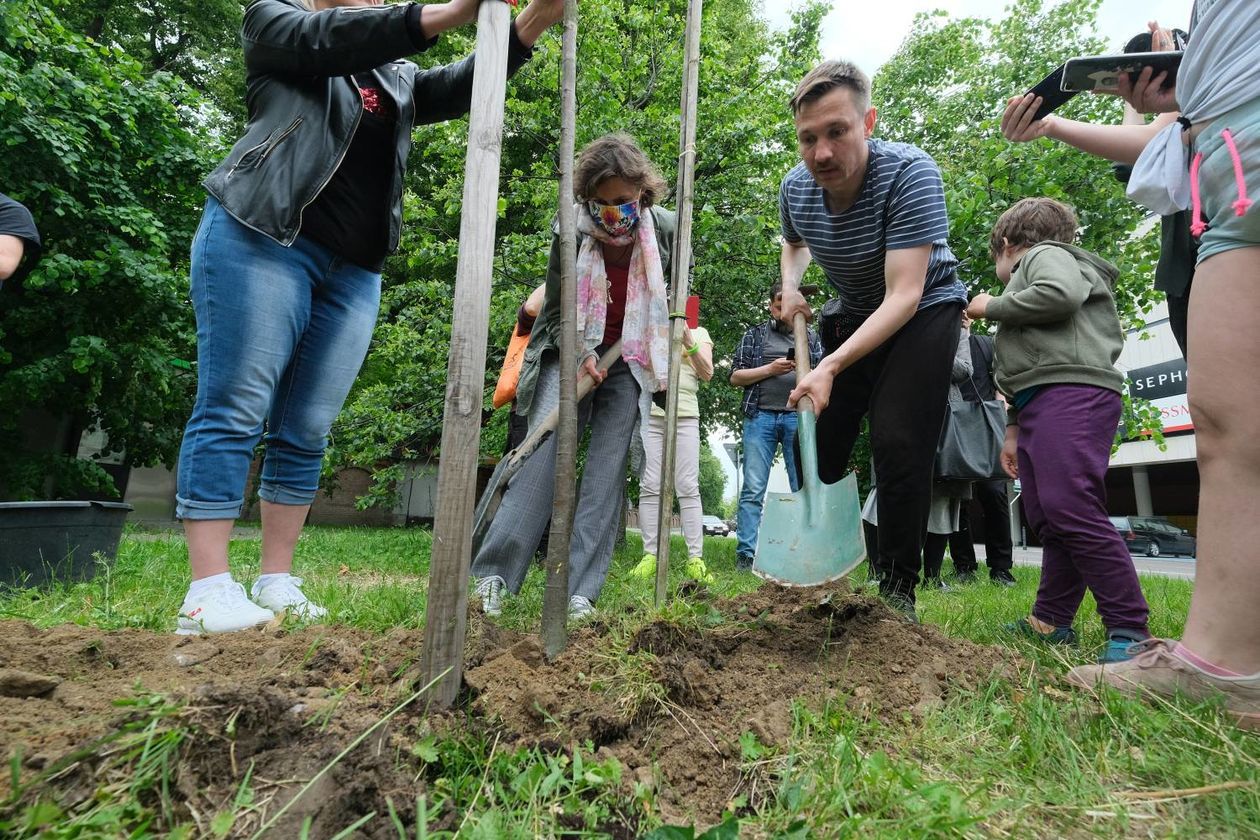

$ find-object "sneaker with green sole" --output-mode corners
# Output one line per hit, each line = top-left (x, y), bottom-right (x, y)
(683, 556), (714, 584)
(629, 553), (656, 580)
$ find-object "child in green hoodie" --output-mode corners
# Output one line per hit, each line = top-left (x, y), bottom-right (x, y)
(967, 197), (1150, 664)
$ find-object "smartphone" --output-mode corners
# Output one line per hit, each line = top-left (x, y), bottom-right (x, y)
(785, 347), (796, 362)
(1061, 51), (1182, 93)
(1026, 64), (1078, 121)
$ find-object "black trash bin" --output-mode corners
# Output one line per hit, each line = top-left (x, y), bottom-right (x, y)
(0, 501), (133, 587)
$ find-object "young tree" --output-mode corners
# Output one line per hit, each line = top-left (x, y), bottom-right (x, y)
(0, 1), (220, 498)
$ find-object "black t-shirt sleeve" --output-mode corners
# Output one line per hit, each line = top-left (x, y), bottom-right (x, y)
(0, 193), (42, 285)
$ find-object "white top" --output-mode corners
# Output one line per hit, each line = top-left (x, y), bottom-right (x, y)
(1127, 0), (1260, 215)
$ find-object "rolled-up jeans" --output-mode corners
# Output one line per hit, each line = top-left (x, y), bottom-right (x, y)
(175, 197), (381, 519)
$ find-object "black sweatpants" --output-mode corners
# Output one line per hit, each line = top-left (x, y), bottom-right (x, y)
(949, 478), (1013, 574)
(813, 301), (962, 603)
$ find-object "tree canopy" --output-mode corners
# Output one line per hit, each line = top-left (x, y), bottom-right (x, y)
(0, 0), (222, 498)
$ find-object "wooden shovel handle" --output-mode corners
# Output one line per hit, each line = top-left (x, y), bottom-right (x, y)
(792, 312), (813, 415)
(506, 339), (623, 468)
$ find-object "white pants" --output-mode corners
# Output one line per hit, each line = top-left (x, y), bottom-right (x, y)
(638, 415), (703, 558)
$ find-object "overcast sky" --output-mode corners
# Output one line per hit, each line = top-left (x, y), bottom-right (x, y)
(760, 0), (1191, 78)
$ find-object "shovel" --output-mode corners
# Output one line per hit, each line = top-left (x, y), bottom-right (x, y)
(753, 312), (865, 587)
(471, 340), (623, 553)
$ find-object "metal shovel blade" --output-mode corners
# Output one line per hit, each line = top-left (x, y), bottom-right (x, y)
(752, 312), (865, 587)
(752, 414), (865, 587)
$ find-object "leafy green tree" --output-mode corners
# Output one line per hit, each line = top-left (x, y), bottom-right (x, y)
(0, 1), (220, 498)
(697, 441), (725, 515)
(54, 0), (247, 128)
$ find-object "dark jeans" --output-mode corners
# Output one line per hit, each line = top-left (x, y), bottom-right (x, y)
(1019, 385), (1149, 634)
(923, 532), (949, 580)
(949, 479), (1013, 574)
(812, 301), (962, 603)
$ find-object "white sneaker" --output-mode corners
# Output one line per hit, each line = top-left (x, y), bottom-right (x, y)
(176, 580), (275, 635)
(250, 576), (328, 621)
(568, 595), (595, 622)
(474, 575), (506, 616)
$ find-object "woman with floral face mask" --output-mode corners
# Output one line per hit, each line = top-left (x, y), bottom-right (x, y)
(472, 133), (678, 621)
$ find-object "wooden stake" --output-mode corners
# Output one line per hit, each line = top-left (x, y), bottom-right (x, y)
(419, 0), (513, 708)
(654, 0), (704, 607)
(542, 0), (580, 660)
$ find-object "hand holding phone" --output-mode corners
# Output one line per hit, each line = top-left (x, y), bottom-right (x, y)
(1061, 51), (1182, 94)
(1026, 64), (1078, 122)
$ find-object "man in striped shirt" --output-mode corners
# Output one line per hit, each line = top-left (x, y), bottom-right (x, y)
(779, 60), (967, 622)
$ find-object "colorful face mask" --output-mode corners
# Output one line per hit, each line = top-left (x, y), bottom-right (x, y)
(588, 199), (641, 238)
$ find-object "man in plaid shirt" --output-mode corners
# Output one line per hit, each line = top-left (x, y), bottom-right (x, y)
(729, 281), (823, 570)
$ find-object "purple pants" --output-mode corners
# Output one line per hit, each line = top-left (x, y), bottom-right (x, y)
(1018, 385), (1149, 634)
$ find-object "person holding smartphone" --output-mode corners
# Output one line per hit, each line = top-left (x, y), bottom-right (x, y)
(729, 282), (824, 572)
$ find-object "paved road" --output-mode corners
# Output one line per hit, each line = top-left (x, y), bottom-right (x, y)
(972, 544), (1197, 580)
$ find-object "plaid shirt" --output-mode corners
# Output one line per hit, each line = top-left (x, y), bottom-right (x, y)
(732, 320), (824, 418)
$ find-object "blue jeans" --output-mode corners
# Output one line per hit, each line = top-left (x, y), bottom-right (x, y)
(176, 197), (381, 520)
(735, 410), (801, 558)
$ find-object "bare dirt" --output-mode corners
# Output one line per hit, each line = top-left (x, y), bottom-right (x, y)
(0, 583), (1013, 833)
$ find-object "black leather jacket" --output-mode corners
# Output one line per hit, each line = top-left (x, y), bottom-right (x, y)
(203, 0), (532, 250)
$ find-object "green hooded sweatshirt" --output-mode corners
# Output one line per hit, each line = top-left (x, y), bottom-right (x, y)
(986, 242), (1125, 417)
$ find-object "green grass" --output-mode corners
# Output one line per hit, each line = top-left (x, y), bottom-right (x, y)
(1, 526), (1257, 838)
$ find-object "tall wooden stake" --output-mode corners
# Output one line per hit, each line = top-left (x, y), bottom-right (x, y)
(542, 0), (579, 660)
(654, 0), (704, 607)
(420, 0), (513, 708)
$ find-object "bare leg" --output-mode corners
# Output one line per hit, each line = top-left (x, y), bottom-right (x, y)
(260, 501), (311, 575)
(1180, 246), (1260, 673)
(186, 519), (235, 580)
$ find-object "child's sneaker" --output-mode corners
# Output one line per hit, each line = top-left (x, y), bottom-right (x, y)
(251, 575), (328, 621)
(473, 575), (506, 617)
(1067, 639), (1260, 731)
(568, 595), (595, 622)
(1098, 629), (1150, 664)
(1004, 617), (1078, 645)
(629, 553), (656, 580)
(683, 556), (714, 584)
(177, 580), (275, 635)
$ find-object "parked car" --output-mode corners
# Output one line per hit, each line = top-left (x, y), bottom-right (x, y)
(702, 515), (730, 537)
(1108, 516), (1196, 558)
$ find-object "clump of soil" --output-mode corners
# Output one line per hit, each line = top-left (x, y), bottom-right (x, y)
(0, 584), (1011, 832)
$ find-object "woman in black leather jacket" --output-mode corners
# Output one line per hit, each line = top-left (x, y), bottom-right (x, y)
(174, 0), (564, 636)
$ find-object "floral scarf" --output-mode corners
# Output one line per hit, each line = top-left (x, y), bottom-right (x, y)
(574, 206), (671, 394)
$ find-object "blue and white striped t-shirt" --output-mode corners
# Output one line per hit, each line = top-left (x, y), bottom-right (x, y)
(779, 139), (966, 316)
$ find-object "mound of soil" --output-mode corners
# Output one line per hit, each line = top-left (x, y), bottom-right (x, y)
(465, 584), (1011, 820)
(0, 584), (1011, 832)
